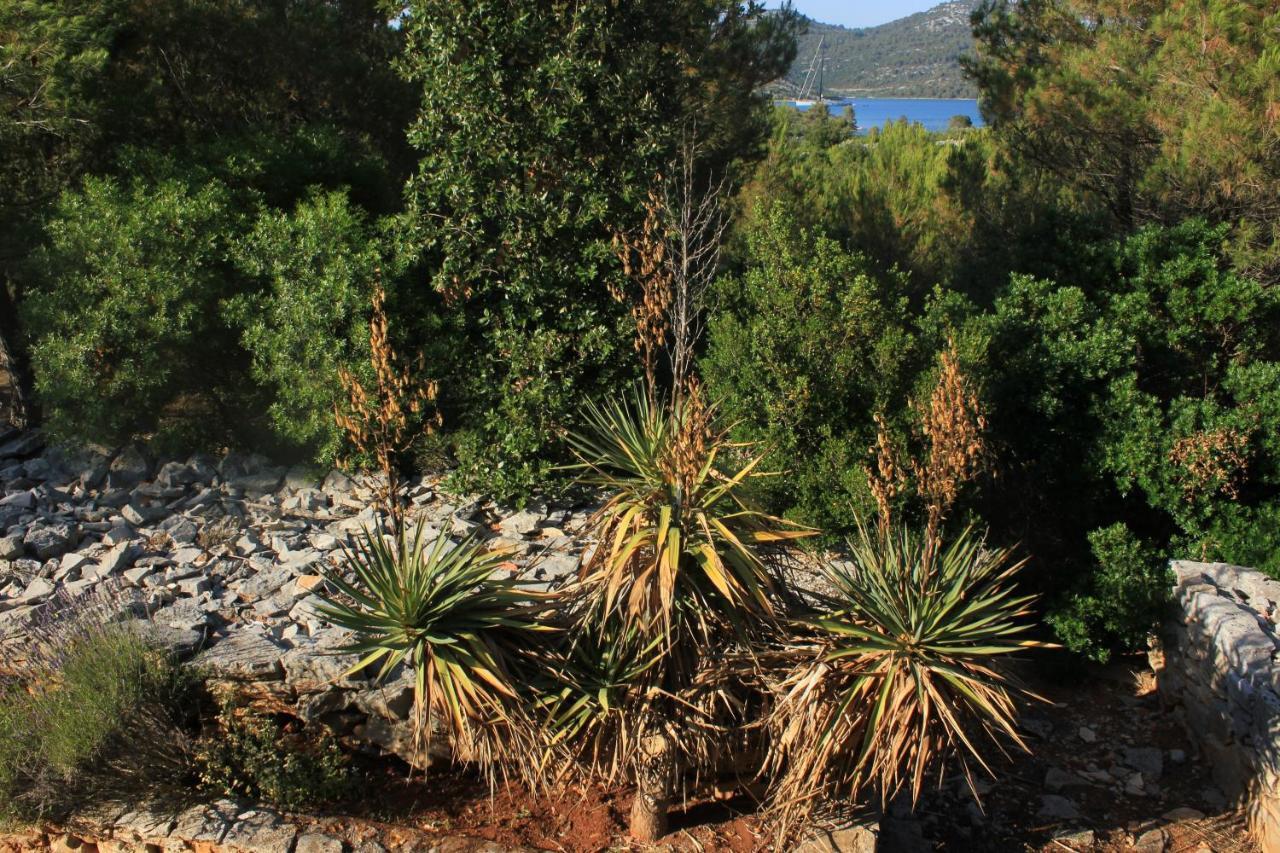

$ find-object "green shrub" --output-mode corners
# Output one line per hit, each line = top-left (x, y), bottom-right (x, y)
(227, 189), (381, 462)
(0, 607), (193, 823)
(704, 206), (918, 534)
(396, 0), (797, 502)
(1046, 524), (1172, 664)
(973, 220), (1280, 659)
(22, 175), (249, 448)
(194, 695), (350, 811)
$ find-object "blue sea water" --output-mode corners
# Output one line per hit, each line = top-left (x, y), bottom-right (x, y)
(779, 98), (984, 134)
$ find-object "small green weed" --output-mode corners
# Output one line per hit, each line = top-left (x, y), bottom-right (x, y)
(194, 695), (351, 811)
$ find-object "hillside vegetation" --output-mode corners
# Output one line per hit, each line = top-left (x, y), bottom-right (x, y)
(3, 0), (1279, 674)
(775, 0), (979, 99)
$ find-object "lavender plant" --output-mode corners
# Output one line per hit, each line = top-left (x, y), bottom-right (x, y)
(0, 586), (194, 822)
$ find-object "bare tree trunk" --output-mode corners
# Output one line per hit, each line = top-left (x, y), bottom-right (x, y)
(0, 293), (29, 429)
(629, 730), (675, 842)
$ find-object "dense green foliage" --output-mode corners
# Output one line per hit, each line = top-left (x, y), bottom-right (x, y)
(967, 0), (1280, 279)
(22, 176), (246, 447)
(7, 0), (1278, 668)
(709, 0), (1280, 661)
(4, 0), (414, 453)
(777, 1), (980, 99)
(227, 190), (381, 462)
(195, 696), (351, 811)
(396, 0), (797, 497)
(705, 207), (918, 532)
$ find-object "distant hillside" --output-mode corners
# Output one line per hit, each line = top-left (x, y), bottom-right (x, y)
(775, 0), (980, 100)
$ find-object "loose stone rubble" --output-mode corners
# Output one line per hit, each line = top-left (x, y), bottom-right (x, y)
(1157, 559), (1280, 853)
(0, 798), (539, 852)
(0, 428), (592, 767)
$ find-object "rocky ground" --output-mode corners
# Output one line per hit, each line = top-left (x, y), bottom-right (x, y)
(0, 427), (1261, 851)
(0, 427), (594, 764)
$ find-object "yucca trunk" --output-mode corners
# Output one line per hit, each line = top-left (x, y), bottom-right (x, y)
(629, 729), (674, 842)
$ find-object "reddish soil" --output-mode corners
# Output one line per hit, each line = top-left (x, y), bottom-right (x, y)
(309, 656), (1257, 852)
(310, 768), (766, 851)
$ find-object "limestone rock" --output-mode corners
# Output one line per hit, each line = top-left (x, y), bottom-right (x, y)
(1133, 827), (1169, 853)
(20, 576), (55, 603)
(1123, 746), (1164, 780)
(220, 808), (297, 852)
(230, 470), (285, 496)
(295, 832), (346, 853)
(90, 541), (137, 580)
(1045, 766), (1089, 792)
(0, 489), (34, 509)
(23, 521), (76, 559)
(1051, 828), (1095, 849)
(0, 430), (44, 460)
(498, 508), (542, 537)
(0, 533), (25, 560)
(794, 823), (878, 853)
(192, 629), (286, 681)
(169, 800), (238, 846)
(107, 445), (152, 488)
(237, 566), (295, 601)
(121, 502), (165, 527)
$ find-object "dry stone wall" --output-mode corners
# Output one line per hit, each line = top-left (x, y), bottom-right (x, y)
(1157, 559), (1280, 852)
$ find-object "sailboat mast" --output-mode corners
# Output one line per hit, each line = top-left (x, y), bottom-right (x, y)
(818, 37), (825, 101)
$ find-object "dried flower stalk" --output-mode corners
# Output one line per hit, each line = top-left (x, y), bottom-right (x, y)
(866, 340), (987, 556)
(865, 413), (907, 536)
(335, 278), (441, 533)
(612, 188), (673, 401)
(659, 375), (713, 506)
(914, 341), (987, 545)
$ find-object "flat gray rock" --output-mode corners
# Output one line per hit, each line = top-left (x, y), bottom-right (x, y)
(89, 540), (137, 580)
(281, 641), (366, 692)
(23, 521), (76, 559)
(295, 832), (346, 853)
(107, 445), (152, 488)
(191, 629), (285, 682)
(0, 431), (44, 460)
(237, 565), (295, 601)
(0, 534), (24, 560)
(220, 808), (297, 852)
(229, 470), (285, 496)
(1123, 746), (1164, 779)
(0, 489), (34, 509)
(113, 806), (178, 840)
(498, 508), (543, 537)
(170, 799), (238, 845)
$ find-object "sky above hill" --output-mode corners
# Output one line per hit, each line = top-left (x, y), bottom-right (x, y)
(767, 0), (940, 28)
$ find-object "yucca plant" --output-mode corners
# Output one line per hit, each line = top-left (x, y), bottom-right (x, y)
(561, 380), (814, 840)
(568, 382), (814, 642)
(535, 615), (664, 782)
(317, 521), (552, 772)
(763, 523), (1046, 838)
